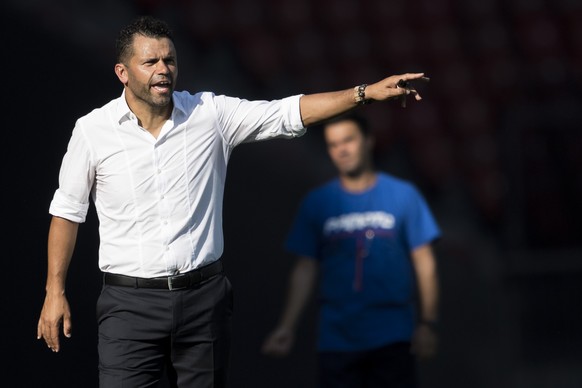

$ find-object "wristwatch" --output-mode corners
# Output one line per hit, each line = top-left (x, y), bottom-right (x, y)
(354, 84), (369, 105)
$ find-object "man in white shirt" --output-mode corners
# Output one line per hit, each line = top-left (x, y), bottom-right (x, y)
(36, 15), (427, 388)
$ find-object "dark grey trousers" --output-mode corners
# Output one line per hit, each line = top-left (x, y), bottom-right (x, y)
(96, 273), (233, 388)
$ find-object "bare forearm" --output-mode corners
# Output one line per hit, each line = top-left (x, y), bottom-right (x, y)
(299, 72), (426, 127)
(277, 258), (317, 331)
(45, 216), (79, 295)
(417, 267), (438, 322)
(299, 89), (357, 127)
(412, 245), (439, 322)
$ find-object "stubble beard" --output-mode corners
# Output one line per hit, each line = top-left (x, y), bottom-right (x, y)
(136, 84), (173, 111)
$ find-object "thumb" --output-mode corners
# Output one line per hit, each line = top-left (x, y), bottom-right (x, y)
(63, 316), (72, 338)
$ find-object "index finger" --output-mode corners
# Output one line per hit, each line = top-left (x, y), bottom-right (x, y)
(46, 325), (61, 352)
(399, 73), (426, 81)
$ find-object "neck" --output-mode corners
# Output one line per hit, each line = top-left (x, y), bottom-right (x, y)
(125, 93), (172, 138)
(339, 170), (377, 193)
(136, 109), (171, 138)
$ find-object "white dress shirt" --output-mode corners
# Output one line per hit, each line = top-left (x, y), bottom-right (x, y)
(49, 90), (305, 277)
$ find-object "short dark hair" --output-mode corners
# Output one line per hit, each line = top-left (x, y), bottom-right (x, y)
(323, 113), (371, 137)
(115, 16), (174, 64)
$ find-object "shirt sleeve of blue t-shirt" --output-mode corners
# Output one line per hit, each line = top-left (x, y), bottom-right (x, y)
(403, 184), (441, 250)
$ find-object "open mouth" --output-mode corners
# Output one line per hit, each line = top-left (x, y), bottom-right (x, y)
(152, 80), (172, 93)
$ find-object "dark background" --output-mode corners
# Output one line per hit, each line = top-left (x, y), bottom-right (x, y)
(3, 0), (582, 387)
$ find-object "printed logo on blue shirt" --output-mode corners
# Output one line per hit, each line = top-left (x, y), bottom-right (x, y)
(323, 211), (395, 235)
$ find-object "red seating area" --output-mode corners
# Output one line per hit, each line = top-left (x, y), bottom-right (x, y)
(134, 0), (581, 246)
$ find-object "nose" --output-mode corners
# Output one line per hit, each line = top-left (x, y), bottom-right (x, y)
(156, 60), (171, 74)
(336, 143), (349, 155)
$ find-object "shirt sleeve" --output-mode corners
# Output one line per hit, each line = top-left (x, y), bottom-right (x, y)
(48, 121), (95, 223)
(211, 93), (306, 147)
(403, 186), (441, 250)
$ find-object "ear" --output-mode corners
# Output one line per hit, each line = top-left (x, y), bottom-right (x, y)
(114, 63), (128, 85)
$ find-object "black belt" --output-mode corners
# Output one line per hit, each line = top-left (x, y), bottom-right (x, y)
(103, 260), (223, 290)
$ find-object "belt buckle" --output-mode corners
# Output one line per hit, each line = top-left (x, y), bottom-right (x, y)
(167, 274), (187, 291)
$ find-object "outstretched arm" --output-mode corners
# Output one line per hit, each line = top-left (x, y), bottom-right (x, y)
(299, 73), (427, 127)
(37, 216), (79, 352)
(262, 257), (318, 356)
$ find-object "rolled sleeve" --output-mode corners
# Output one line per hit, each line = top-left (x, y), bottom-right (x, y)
(49, 189), (90, 223)
(48, 121), (95, 223)
(280, 94), (306, 137)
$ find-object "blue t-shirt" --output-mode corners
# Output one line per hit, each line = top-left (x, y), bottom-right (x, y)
(285, 173), (441, 352)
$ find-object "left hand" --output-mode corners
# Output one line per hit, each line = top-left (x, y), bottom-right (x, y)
(411, 322), (438, 359)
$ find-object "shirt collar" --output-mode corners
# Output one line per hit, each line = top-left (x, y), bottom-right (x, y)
(114, 89), (187, 124)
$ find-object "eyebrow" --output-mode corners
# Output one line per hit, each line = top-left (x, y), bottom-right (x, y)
(143, 54), (176, 62)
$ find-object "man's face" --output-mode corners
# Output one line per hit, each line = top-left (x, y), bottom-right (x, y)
(324, 120), (372, 177)
(116, 34), (178, 109)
